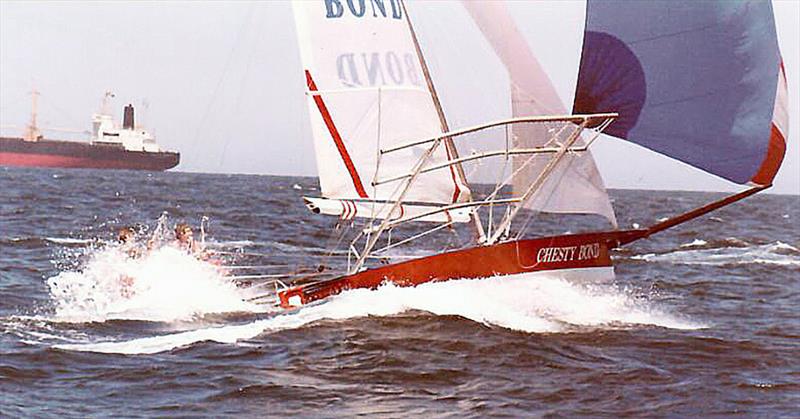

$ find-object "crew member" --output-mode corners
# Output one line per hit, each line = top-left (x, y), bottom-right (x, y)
(174, 223), (204, 256)
(116, 226), (138, 297)
(117, 226), (143, 259)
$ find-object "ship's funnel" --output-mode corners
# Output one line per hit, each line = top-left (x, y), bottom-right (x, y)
(123, 104), (135, 130)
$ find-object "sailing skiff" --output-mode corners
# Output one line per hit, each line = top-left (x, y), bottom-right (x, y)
(271, 0), (788, 309)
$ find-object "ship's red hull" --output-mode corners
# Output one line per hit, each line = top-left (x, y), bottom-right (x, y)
(278, 229), (645, 308)
(1, 137), (179, 171)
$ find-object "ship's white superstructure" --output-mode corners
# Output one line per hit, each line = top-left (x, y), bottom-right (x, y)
(90, 112), (161, 152)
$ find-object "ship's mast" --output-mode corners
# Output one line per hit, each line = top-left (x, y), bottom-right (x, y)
(23, 90), (41, 142)
(100, 91), (114, 115)
(400, 0), (486, 242)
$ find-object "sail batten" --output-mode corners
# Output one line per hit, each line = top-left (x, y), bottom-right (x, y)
(303, 196), (472, 224)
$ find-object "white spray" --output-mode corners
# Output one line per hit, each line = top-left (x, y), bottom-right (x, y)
(56, 270), (704, 355)
(47, 242), (259, 323)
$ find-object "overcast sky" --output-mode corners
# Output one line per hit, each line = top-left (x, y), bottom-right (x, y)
(1, 0), (798, 194)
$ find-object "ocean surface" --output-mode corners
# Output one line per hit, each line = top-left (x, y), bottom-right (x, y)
(1, 167), (798, 417)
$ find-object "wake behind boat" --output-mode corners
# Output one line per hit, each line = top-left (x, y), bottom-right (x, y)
(259, 1), (789, 310)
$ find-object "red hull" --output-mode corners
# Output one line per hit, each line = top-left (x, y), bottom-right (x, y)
(1, 137), (179, 171)
(278, 229), (645, 308)
(0, 152), (177, 171)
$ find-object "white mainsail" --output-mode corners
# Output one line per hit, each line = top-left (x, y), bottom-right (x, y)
(462, 1), (617, 227)
(292, 0), (471, 223)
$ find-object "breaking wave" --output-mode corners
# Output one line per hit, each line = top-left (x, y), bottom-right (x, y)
(56, 270), (703, 355)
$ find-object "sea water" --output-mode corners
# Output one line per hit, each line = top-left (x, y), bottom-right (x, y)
(1, 167), (798, 416)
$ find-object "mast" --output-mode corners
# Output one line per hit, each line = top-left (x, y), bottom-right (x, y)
(400, 0), (486, 242)
(100, 91), (114, 115)
(23, 90), (40, 142)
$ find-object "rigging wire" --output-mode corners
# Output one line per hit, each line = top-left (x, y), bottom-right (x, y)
(219, 3), (260, 167)
(188, 2), (256, 157)
(512, 124), (614, 240)
(318, 220), (355, 273)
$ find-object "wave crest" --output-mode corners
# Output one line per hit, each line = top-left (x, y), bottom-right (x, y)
(56, 270), (703, 354)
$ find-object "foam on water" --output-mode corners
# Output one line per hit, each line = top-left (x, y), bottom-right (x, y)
(47, 245), (262, 323)
(204, 239), (256, 248)
(45, 237), (95, 245)
(680, 239), (708, 248)
(56, 270), (703, 355)
(633, 241), (800, 266)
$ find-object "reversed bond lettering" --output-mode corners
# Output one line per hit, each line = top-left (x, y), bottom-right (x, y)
(362, 53), (386, 86)
(336, 54), (362, 87)
(337, 52), (421, 87)
(385, 52), (404, 84)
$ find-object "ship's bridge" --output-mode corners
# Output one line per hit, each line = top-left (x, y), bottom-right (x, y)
(91, 104), (161, 153)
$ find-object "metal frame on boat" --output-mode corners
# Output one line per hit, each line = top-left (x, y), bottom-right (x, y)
(266, 0), (787, 310)
(275, 112), (770, 309)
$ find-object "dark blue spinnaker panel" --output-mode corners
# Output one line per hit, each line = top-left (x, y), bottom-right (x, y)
(573, 1), (781, 184)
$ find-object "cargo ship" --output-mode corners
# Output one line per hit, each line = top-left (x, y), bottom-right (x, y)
(0, 92), (179, 171)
